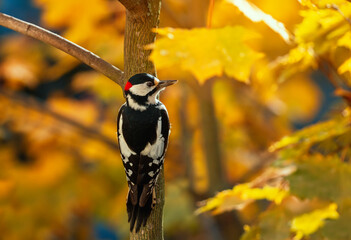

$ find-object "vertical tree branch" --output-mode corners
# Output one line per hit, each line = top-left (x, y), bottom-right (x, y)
(119, 0), (163, 239)
(122, 0), (161, 84)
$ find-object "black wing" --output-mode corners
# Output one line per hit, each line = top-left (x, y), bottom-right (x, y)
(137, 105), (170, 205)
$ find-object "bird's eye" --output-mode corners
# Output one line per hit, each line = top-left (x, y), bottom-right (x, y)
(147, 82), (154, 87)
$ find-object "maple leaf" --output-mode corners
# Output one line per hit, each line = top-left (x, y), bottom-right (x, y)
(150, 26), (263, 83)
(196, 183), (288, 215)
(269, 109), (351, 152)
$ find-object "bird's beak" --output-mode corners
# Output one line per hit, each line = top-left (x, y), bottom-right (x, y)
(157, 80), (178, 89)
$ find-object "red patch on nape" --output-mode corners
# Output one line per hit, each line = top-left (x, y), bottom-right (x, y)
(125, 82), (133, 91)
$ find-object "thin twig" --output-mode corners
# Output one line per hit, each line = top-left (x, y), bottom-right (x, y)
(318, 57), (351, 106)
(0, 88), (118, 150)
(0, 13), (124, 87)
(207, 0), (215, 28)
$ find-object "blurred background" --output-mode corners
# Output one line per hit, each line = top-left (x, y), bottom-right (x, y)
(0, 0), (344, 239)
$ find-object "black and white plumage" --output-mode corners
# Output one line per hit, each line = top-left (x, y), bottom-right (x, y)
(117, 73), (177, 232)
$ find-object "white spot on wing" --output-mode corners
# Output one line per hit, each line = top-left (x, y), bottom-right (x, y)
(141, 143), (151, 155)
(122, 157), (128, 164)
(118, 114), (136, 158)
(127, 169), (133, 176)
(140, 116), (165, 161)
(148, 171), (155, 177)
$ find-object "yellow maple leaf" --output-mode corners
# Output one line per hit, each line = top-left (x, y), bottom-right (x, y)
(291, 203), (339, 240)
(150, 26), (263, 84)
(196, 183), (288, 215)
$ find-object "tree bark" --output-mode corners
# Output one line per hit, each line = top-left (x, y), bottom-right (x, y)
(119, 0), (164, 239)
(122, 0), (161, 83)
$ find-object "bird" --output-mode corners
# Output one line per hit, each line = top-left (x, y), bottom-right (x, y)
(117, 73), (177, 232)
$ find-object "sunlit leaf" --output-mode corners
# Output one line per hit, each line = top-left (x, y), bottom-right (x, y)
(196, 183), (288, 215)
(291, 203), (339, 240)
(269, 109), (351, 152)
(151, 26), (263, 83)
(294, 2), (351, 55)
(226, 0), (293, 43)
(275, 43), (318, 82)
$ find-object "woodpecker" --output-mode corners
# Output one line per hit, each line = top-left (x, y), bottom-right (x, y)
(117, 73), (177, 232)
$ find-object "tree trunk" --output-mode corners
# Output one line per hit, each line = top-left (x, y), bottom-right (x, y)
(121, 0), (164, 239)
(122, 0), (161, 82)
(196, 79), (226, 193)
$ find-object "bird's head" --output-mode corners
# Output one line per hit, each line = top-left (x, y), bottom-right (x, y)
(124, 73), (177, 110)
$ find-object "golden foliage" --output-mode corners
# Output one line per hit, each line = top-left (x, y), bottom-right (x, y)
(1, 0), (351, 239)
(150, 27), (263, 83)
(197, 184), (288, 215)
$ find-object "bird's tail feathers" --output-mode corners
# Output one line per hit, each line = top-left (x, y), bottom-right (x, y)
(127, 187), (153, 233)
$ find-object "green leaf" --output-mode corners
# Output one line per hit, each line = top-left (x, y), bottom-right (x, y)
(150, 26), (263, 83)
(258, 206), (292, 240)
(287, 155), (351, 202)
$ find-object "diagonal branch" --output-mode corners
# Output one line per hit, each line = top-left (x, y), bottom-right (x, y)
(0, 13), (124, 87)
